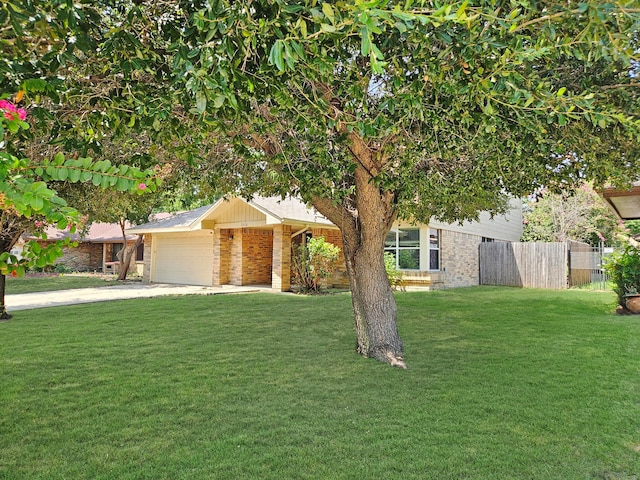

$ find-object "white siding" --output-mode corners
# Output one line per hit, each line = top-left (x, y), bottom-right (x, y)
(151, 232), (214, 286)
(429, 198), (523, 241)
(210, 198), (267, 226)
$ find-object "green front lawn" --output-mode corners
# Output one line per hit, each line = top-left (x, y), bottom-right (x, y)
(6, 273), (122, 295)
(1, 287), (638, 479)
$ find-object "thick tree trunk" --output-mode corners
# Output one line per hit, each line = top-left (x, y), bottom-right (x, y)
(0, 222), (24, 321)
(341, 222), (405, 367)
(0, 274), (10, 320)
(117, 233), (143, 281)
(312, 136), (406, 368)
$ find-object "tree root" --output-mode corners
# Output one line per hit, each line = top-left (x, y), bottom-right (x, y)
(385, 351), (407, 369)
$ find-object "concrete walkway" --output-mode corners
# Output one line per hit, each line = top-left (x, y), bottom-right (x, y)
(6, 283), (271, 312)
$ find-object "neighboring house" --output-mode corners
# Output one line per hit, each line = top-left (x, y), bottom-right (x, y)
(25, 222), (144, 274)
(127, 195), (522, 291)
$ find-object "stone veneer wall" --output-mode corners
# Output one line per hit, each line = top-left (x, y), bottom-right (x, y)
(439, 229), (482, 288)
(142, 235), (152, 283)
(51, 242), (103, 271)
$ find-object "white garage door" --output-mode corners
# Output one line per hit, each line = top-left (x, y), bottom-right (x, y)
(152, 233), (214, 286)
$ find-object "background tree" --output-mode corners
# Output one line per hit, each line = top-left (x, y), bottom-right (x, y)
(522, 183), (625, 246)
(3, 1), (639, 366)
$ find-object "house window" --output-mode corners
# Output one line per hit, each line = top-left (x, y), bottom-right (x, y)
(112, 243), (124, 262)
(385, 228), (420, 270)
(429, 229), (440, 271)
(136, 242), (144, 261)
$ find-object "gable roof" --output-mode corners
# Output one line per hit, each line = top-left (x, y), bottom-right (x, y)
(126, 196), (334, 234)
(248, 196), (331, 225)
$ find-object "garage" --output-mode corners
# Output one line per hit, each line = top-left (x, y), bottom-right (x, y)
(151, 232), (214, 286)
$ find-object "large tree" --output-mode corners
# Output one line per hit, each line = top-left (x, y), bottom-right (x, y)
(3, 1), (640, 365)
(165, 1), (640, 367)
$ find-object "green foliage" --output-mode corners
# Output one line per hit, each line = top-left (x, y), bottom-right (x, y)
(2, 1), (638, 224)
(522, 183), (625, 246)
(384, 252), (404, 291)
(0, 98), (157, 278)
(291, 236), (341, 293)
(625, 220), (640, 236)
(604, 244), (640, 306)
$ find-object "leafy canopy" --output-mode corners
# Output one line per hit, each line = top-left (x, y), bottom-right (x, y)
(161, 0), (639, 223)
(2, 1), (639, 224)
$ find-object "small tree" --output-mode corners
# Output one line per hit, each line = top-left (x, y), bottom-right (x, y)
(604, 244), (640, 308)
(291, 237), (341, 294)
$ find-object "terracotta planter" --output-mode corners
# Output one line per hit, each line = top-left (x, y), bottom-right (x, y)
(625, 295), (640, 314)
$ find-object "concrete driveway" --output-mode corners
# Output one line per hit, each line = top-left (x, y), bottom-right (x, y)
(6, 283), (271, 312)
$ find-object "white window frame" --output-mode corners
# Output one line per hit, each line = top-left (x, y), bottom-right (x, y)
(385, 228), (421, 271)
(428, 228), (440, 271)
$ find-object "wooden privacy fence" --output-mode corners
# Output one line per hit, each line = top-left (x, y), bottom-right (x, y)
(480, 242), (568, 289)
(479, 241), (607, 289)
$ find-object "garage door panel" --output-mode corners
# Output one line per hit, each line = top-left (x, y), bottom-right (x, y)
(152, 233), (214, 286)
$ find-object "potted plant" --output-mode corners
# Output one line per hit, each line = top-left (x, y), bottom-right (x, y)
(604, 243), (640, 313)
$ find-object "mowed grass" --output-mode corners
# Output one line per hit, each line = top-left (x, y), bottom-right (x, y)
(1, 287), (639, 479)
(6, 273), (121, 295)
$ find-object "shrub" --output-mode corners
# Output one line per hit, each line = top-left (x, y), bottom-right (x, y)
(291, 237), (341, 293)
(384, 252), (404, 291)
(604, 244), (640, 306)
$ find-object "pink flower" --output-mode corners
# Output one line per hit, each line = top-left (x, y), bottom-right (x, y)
(138, 183), (147, 191)
(0, 99), (27, 121)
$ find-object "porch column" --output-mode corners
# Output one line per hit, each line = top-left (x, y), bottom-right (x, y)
(212, 229), (231, 286)
(212, 229), (222, 286)
(272, 225), (292, 291)
(142, 235), (152, 284)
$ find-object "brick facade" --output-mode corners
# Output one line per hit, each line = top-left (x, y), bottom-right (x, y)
(36, 240), (138, 273)
(242, 229), (273, 284)
(49, 241), (103, 272)
(228, 228), (243, 285)
(440, 229), (482, 288)
(142, 235), (152, 283)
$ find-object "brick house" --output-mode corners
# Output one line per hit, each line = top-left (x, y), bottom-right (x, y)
(127, 196), (522, 291)
(25, 222), (144, 274)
